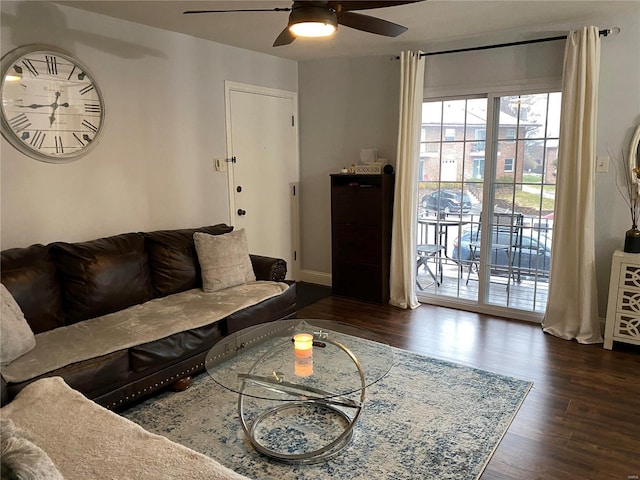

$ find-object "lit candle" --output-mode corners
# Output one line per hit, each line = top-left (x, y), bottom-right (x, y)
(294, 357), (313, 377)
(293, 333), (313, 358)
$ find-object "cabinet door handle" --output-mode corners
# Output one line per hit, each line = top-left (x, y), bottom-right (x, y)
(237, 209), (246, 216)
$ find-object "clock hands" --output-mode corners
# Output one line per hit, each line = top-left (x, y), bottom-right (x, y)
(18, 91), (70, 126)
(19, 103), (50, 109)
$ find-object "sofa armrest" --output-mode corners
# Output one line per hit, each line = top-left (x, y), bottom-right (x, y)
(250, 255), (287, 282)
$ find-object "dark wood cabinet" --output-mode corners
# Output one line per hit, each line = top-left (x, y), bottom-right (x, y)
(330, 174), (394, 304)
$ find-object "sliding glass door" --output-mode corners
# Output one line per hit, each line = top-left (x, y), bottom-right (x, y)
(416, 92), (560, 318)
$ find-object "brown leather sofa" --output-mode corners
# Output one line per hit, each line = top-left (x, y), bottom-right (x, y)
(0, 224), (296, 409)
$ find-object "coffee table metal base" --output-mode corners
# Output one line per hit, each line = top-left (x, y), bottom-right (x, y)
(240, 400), (358, 463)
(237, 337), (365, 464)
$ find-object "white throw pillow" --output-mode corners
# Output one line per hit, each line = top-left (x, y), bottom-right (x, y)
(194, 229), (256, 293)
(1, 284), (36, 366)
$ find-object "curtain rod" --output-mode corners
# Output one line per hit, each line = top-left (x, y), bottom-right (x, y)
(401, 28), (617, 58)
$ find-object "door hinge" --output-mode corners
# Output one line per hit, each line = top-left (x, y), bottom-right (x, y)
(291, 115), (295, 127)
(294, 251), (297, 261)
(292, 185), (296, 196)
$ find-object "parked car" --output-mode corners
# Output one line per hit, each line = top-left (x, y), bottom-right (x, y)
(421, 190), (472, 214)
(452, 228), (552, 276)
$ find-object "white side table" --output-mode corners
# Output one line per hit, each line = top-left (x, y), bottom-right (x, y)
(604, 249), (640, 349)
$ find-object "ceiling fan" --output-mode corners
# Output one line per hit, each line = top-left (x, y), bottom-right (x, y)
(183, 1), (424, 47)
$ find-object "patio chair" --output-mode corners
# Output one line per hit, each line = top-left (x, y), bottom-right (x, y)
(417, 243), (445, 289)
(465, 212), (524, 286)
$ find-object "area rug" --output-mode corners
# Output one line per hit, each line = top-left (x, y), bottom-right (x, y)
(122, 344), (532, 480)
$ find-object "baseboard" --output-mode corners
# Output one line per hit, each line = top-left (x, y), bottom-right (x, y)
(298, 269), (332, 287)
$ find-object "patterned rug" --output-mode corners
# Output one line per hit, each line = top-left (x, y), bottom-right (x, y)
(122, 343), (532, 480)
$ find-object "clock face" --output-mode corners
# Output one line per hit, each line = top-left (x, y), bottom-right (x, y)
(0, 45), (105, 163)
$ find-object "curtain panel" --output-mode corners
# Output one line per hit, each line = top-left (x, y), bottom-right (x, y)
(389, 51), (425, 309)
(542, 26), (603, 343)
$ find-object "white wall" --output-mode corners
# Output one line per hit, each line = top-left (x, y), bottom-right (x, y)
(298, 7), (640, 316)
(298, 55), (400, 280)
(0, 1), (297, 249)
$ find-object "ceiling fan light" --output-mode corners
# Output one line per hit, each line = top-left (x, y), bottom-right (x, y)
(288, 5), (337, 38)
(289, 21), (336, 37)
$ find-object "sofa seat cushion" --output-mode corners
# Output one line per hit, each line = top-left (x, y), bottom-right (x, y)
(130, 323), (222, 373)
(225, 280), (297, 335)
(51, 233), (155, 324)
(2, 282), (290, 384)
(1, 377), (251, 480)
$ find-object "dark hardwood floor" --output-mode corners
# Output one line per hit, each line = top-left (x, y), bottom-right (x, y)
(297, 294), (640, 480)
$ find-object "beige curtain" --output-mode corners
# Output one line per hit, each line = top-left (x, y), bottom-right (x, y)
(389, 51), (425, 309)
(542, 26), (603, 343)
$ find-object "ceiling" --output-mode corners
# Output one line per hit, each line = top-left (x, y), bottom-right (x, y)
(55, 1), (631, 61)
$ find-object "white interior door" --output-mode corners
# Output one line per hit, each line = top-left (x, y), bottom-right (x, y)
(225, 82), (299, 279)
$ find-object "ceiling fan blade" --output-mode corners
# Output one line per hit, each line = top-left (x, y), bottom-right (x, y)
(338, 11), (407, 37)
(273, 27), (296, 47)
(183, 8), (290, 15)
(328, 0), (423, 12)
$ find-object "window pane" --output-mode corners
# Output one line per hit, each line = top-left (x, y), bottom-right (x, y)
(440, 143), (459, 182)
(465, 142), (485, 182)
(542, 141), (558, 185)
(496, 140), (516, 182)
(420, 153), (440, 181)
(442, 100), (466, 141)
(547, 93), (561, 138)
(497, 96), (520, 140)
(465, 98), (487, 141)
(523, 139), (544, 176)
(520, 93), (549, 139)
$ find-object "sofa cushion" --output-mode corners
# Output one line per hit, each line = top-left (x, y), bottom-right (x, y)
(51, 233), (155, 324)
(1, 377), (252, 480)
(5, 350), (130, 403)
(0, 284), (36, 366)
(194, 230), (256, 293)
(145, 224), (234, 297)
(0, 244), (65, 333)
(224, 281), (297, 335)
(129, 323), (223, 373)
(2, 283), (290, 384)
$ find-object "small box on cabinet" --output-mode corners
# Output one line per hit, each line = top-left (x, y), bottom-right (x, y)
(354, 165), (382, 174)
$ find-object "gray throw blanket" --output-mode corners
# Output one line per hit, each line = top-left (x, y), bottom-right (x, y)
(2, 281), (288, 383)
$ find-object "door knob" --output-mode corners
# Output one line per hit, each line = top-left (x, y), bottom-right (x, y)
(237, 209), (246, 216)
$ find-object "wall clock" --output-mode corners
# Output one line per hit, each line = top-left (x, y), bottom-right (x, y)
(0, 45), (105, 163)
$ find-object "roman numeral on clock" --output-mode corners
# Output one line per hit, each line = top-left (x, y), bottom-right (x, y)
(8, 113), (31, 132)
(55, 136), (64, 153)
(73, 133), (85, 146)
(79, 84), (94, 95)
(84, 103), (101, 113)
(21, 59), (38, 76)
(46, 55), (58, 75)
(30, 131), (46, 149)
(82, 120), (98, 133)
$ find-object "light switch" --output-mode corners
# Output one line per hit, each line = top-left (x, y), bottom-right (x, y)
(596, 156), (609, 173)
(214, 158), (227, 172)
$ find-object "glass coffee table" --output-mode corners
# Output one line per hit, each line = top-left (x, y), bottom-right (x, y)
(205, 319), (394, 463)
